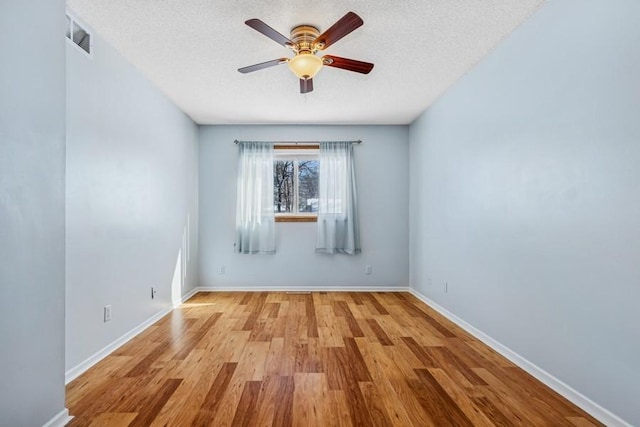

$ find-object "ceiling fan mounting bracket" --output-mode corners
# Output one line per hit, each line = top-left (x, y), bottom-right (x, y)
(289, 25), (321, 54)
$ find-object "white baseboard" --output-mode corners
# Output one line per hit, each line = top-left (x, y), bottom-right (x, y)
(174, 287), (200, 307)
(65, 289), (197, 385)
(42, 408), (72, 427)
(409, 288), (631, 427)
(192, 285), (410, 293)
(65, 307), (171, 384)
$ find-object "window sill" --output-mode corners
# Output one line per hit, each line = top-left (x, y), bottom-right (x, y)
(275, 215), (317, 223)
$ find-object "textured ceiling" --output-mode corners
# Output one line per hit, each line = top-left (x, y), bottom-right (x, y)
(66, 0), (544, 125)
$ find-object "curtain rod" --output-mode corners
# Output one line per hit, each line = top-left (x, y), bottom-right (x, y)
(234, 139), (362, 145)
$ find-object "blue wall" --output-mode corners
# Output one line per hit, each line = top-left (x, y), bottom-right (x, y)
(199, 125), (410, 290)
(409, 0), (640, 424)
(65, 17), (199, 373)
(0, 0), (67, 424)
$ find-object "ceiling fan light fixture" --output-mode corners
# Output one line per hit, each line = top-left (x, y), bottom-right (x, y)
(240, 12), (372, 93)
(288, 53), (323, 79)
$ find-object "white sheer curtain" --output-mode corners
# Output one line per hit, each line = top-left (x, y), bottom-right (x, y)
(235, 142), (275, 254)
(316, 141), (361, 255)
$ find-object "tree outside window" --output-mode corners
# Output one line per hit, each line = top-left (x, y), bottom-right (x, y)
(273, 159), (319, 215)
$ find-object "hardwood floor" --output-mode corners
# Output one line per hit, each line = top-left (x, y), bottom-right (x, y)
(66, 292), (602, 426)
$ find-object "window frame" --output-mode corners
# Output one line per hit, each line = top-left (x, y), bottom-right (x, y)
(274, 144), (319, 223)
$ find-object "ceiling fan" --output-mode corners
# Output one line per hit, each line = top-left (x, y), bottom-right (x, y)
(238, 11), (374, 94)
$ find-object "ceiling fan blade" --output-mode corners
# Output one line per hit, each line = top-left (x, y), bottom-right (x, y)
(313, 12), (363, 50)
(238, 58), (288, 74)
(322, 55), (374, 74)
(245, 19), (293, 47)
(300, 78), (314, 94)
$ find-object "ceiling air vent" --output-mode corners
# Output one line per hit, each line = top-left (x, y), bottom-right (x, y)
(66, 14), (92, 56)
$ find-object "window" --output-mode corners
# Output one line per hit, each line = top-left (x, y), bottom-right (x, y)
(273, 146), (319, 222)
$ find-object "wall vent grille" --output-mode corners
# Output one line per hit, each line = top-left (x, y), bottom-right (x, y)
(66, 13), (92, 56)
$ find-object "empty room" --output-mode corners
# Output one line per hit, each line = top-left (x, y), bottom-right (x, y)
(1, 0), (639, 426)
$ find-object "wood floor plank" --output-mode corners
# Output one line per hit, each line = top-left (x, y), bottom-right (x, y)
(363, 293), (390, 315)
(66, 355), (134, 408)
(293, 373), (327, 427)
(278, 338), (300, 376)
(332, 300), (365, 337)
(318, 317), (346, 348)
(105, 371), (167, 414)
(403, 324), (446, 347)
(149, 353), (225, 426)
(369, 341), (436, 426)
(248, 318), (274, 342)
(67, 291), (603, 426)
(366, 318), (393, 346)
(400, 336), (438, 368)
(86, 412), (137, 427)
(411, 369), (473, 426)
(172, 312), (222, 359)
(342, 374), (375, 427)
(359, 381), (394, 427)
(236, 341), (270, 381)
(325, 346), (350, 391)
(344, 337), (372, 382)
(427, 368), (494, 427)
(251, 375), (281, 427)
(263, 337), (285, 377)
(425, 345), (488, 386)
(272, 375), (295, 427)
(444, 337), (496, 370)
(230, 380), (262, 427)
(567, 416), (600, 427)
(385, 339), (430, 377)
(128, 378), (182, 427)
(124, 341), (173, 377)
(239, 292), (253, 306)
(502, 365), (593, 419)
(208, 371), (249, 426)
(481, 365), (581, 426)
(264, 302), (280, 319)
(306, 294), (320, 338)
(305, 337), (324, 373)
(209, 329), (251, 362)
(470, 395), (515, 426)
(356, 340), (422, 427)
(69, 376), (150, 418)
(385, 375), (436, 426)
(474, 367), (565, 425)
(467, 339), (516, 368)
(374, 310), (418, 341)
(327, 390), (353, 427)
(198, 362), (237, 414)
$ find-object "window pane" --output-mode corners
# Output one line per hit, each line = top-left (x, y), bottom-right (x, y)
(274, 160), (294, 213)
(298, 160), (319, 213)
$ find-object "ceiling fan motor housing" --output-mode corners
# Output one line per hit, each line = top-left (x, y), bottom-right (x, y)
(289, 25), (321, 54)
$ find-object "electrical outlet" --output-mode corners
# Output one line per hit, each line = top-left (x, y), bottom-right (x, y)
(104, 305), (112, 322)
(365, 265), (373, 275)
(151, 286), (157, 299)
(218, 265), (226, 275)
(444, 282), (449, 293)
